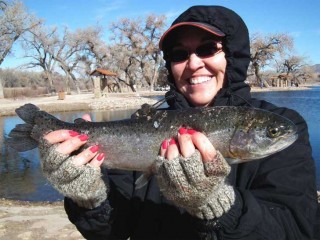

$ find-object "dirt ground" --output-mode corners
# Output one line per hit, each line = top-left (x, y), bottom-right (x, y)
(0, 199), (84, 240)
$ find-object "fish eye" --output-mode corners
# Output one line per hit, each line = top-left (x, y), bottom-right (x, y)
(267, 125), (284, 138)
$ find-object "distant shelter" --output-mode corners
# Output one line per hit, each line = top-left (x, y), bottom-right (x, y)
(90, 68), (119, 98)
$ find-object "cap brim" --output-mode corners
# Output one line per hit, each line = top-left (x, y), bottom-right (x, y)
(159, 22), (225, 50)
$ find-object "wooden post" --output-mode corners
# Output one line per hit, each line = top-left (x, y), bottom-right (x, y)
(58, 90), (65, 100)
(93, 77), (101, 98)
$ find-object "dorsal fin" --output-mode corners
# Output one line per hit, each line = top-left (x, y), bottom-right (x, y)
(74, 118), (87, 124)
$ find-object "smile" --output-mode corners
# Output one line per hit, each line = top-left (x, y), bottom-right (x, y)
(189, 76), (212, 85)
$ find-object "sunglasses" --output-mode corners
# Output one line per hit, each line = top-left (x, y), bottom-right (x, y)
(165, 41), (222, 63)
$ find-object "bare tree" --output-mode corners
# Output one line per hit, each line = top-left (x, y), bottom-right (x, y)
(0, 0), (41, 97)
(21, 25), (59, 92)
(249, 33), (293, 87)
(109, 14), (166, 91)
(279, 55), (314, 85)
(75, 25), (109, 79)
(52, 26), (111, 94)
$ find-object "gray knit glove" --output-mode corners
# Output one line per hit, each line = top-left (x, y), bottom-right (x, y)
(38, 138), (108, 209)
(155, 150), (235, 220)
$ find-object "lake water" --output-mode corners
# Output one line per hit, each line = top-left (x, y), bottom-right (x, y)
(0, 87), (319, 202)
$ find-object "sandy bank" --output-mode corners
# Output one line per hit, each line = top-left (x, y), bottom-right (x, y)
(0, 91), (164, 117)
(0, 84), (318, 117)
(0, 199), (84, 239)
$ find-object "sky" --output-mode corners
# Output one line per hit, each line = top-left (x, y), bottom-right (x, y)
(2, 0), (320, 68)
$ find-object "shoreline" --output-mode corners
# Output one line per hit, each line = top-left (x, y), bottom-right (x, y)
(0, 84), (318, 117)
(0, 91), (163, 117)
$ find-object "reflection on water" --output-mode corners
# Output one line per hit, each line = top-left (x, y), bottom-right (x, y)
(0, 108), (137, 201)
(0, 89), (319, 202)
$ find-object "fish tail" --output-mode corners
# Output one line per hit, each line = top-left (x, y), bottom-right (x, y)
(6, 104), (41, 152)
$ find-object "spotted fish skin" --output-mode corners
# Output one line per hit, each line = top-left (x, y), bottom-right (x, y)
(7, 103), (298, 172)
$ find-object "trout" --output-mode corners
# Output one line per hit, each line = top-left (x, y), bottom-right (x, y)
(7, 103), (297, 172)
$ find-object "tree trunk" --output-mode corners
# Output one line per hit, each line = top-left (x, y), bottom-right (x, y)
(0, 79), (4, 99)
(253, 63), (263, 87)
(44, 71), (55, 93)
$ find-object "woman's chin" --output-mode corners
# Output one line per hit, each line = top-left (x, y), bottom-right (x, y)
(188, 97), (211, 107)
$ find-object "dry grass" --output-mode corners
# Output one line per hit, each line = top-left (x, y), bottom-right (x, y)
(4, 87), (48, 99)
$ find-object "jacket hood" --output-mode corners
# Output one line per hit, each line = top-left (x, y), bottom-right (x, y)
(163, 5), (252, 108)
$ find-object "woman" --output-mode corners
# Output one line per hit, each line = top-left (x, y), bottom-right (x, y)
(39, 5), (319, 239)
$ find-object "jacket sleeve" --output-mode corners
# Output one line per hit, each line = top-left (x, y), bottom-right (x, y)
(64, 169), (135, 240)
(198, 107), (318, 239)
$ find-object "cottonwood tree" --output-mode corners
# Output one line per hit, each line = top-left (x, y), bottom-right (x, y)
(249, 33), (293, 87)
(277, 55), (314, 85)
(21, 25), (59, 92)
(106, 43), (139, 92)
(75, 26), (114, 87)
(50, 27), (86, 94)
(77, 26), (108, 72)
(0, 0), (41, 97)
(109, 14), (166, 91)
(53, 26), (112, 94)
(23, 24), (108, 94)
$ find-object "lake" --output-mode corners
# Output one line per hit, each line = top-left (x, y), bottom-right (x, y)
(0, 87), (319, 201)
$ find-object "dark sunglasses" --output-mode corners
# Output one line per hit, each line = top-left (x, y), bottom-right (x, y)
(165, 41), (222, 63)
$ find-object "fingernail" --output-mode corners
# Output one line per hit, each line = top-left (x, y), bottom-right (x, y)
(187, 129), (197, 135)
(178, 127), (188, 135)
(69, 130), (80, 137)
(161, 140), (168, 149)
(89, 145), (99, 153)
(169, 138), (176, 145)
(97, 153), (105, 161)
(78, 134), (89, 141)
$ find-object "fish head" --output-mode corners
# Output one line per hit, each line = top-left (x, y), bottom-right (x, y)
(229, 109), (298, 161)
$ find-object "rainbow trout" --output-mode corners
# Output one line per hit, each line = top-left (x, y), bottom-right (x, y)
(8, 103), (297, 172)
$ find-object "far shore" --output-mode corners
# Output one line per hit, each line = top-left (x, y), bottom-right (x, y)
(0, 83), (318, 117)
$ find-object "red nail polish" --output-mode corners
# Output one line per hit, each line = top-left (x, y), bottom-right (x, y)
(78, 134), (89, 141)
(169, 138), (176, 145)
(90, 145), (99, 153)
(97, 153), (105, 161)
(69, 130), (80, 137)
(187, 129), (197, 135)
(178, 127), (188, 135)
(161, 140), (168, 149)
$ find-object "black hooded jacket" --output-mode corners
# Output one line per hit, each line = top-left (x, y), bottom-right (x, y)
(64, 6), (319, 240)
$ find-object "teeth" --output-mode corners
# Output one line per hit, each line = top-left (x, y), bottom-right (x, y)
(189, 76), (212, 85)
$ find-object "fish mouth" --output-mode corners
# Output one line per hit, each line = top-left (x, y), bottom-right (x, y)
(189, 76), (213, 85)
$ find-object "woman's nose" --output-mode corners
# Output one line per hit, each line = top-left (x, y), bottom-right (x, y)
(186, 53), (204, 70)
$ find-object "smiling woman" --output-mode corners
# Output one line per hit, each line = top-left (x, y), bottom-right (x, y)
(23, 5), (319, 240)
(162, 26), (226, 107)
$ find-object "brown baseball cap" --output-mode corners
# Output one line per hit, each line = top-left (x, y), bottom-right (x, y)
(159, 21), (225, 50)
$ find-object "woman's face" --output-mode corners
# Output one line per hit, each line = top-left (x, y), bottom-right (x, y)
(170, 27), (227, 107)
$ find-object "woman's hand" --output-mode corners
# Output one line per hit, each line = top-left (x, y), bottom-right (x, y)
(155, 127), (235, 220)
(43, 113), (105, 167)
(160, 127), (218, 162)
(43, 129), (105, 168)
(38, 114), (108, 209)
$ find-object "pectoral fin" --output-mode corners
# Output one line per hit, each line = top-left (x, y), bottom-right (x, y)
(135, 173), (151, 189)
(225, 158), (243, 165)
